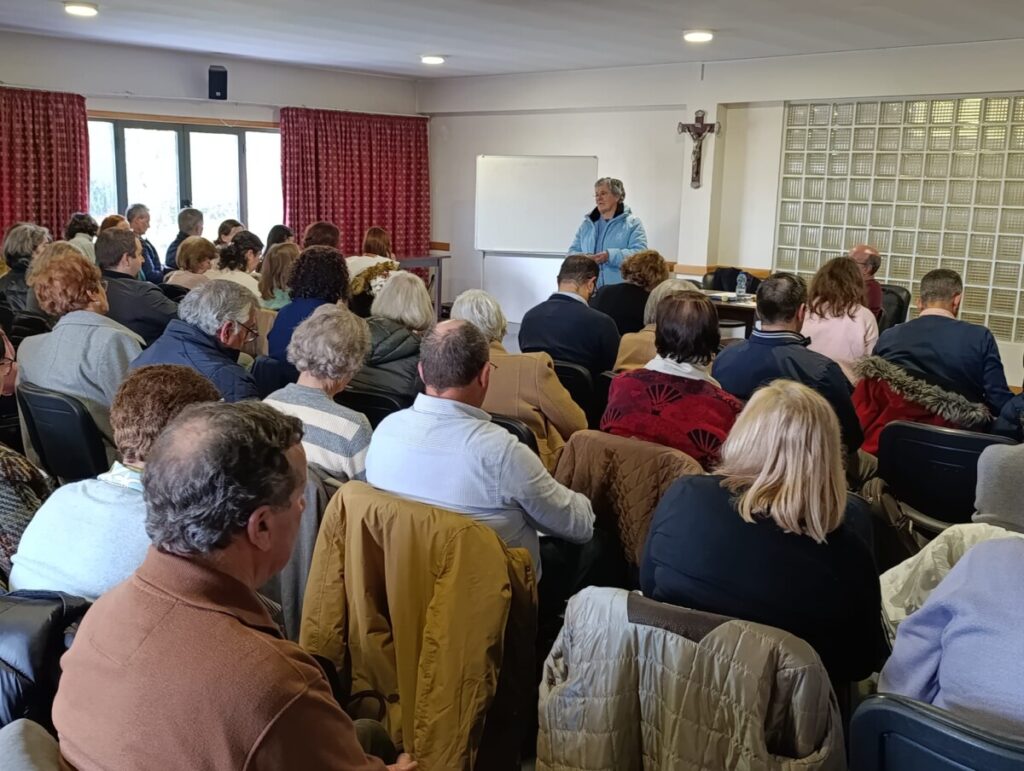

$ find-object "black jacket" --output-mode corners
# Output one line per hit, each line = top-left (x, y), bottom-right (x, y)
(589, 282), (648, 335)
(347, 317), (422, 399)
(101, 269), (178, 346)
(0, 265), (30, 314)
(519, 293), (620, 377)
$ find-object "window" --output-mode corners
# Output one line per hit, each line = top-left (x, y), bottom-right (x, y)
(87, 119), (283, 254)
(774, 95), (1024, 342)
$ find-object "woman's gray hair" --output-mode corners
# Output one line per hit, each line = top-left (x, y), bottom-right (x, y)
(179, 280), (256, 336)
(3, 223), (50, 266)
(643, 279), (688, 325)
(371, 271), (435, 333)
(595, 177), (625, 201)
(143, 401), (304, 556)
(125, 203), (149, 222)
(450, 289), (507, 343)
(287, 304), (371, 382)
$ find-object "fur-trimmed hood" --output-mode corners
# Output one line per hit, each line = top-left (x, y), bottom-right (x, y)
(855, 356), (991, 428)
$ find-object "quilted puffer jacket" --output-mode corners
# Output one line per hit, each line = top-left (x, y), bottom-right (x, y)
(538, 587), (845, 771)
(553, 430), (701, 566)
(300, 482), (536, 771)
(347, 317), (422, 400)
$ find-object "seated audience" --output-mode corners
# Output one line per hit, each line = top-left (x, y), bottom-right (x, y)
(99, 214), (130, 232)
(854, 269), (1011, 453)
(9, 365), (219, 600)
(96, 229), (178, 345)
(265, 305), (373, 482)
(712, 272), (863, 467)
(366, 320), (594, 576)
(132, 280), (259, 402)
(614, 279), (687, 372)
(640, 380), (884, 684)
(268, 246), (350, 364)
(303, 220), (342, 249)
(165, 207), (204, 270)
(802, 256), (878, 383)
(264, 224), (294, 253)
(0, 444), (55, 584)
(164, 235), (215, 290)
(24, 241), (86, 317)
(64, 212), (98, 262)
(126, 203), (163, 283)
(207, 230), (263, 298)
(215, 218), (244, 248)
(0, 223), (49, 311)
(348, 271), (432, 399)
(259, 242), (299, 310)
(51, 401), (412, 770)
(849, 244), (884, 321)
(519, 254), (620, 378)
(602, 291), (742, 470)
(590, 249), (669, 335)
(879, 537), (1024, 733)
(348, 226), (400, 317)
(19, 250), (143, 460)
(451, 289), (585, 472)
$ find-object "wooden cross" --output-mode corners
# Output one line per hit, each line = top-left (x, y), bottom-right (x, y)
(677, 109), (720, 189)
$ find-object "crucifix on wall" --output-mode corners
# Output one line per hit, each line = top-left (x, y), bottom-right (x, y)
(677, 109), (720, 189)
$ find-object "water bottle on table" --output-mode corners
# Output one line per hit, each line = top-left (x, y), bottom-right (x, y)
(735, 272), (747, 299)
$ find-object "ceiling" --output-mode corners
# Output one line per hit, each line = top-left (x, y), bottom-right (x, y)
(3, 0), (1024, 78)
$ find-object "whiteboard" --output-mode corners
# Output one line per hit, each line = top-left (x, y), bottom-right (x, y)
(475, 155), (598, 253)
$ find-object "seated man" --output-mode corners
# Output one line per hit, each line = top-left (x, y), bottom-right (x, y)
(51, 401), (413, 771)
(95, 228), (178, 345)
(132, 280), (259, 402)
(712, 272), (863, 464)
(854, 269), (1012, 453)
(518, 254), (620, 378)
(165, 206), (204, 271)
(9, 365), (220, 600)
(849, 243), (884, 321)
(366, 319), (595, 576)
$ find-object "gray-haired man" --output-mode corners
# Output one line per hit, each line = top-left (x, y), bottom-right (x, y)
(126, 202), (163, 283)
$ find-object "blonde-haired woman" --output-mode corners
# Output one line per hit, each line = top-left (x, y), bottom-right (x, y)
(640, 379), (884, 685)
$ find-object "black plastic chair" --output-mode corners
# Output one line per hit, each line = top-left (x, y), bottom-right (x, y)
(553, 360), (605, 429)
(879, 284), (911, 332)
(335, 388), (411, 429)
(701, 268), (751, 331)
(9, 312), (52, 350)
(877, 421), (1015, 533)
(16, 382), (108, 483)
(157, 282), (189, 302)
(490, 414), (539, 454)
(850, 694), (1024, 770)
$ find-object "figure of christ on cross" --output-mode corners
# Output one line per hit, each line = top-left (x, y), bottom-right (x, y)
(677, 109), (720, 189)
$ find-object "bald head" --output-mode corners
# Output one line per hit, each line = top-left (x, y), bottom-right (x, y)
(419, 319), (490, 400)
(848, 244), (881, 276)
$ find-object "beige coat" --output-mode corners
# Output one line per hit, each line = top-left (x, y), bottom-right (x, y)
(482, 341), (586, 471)
(614, 324), (655, 372)
(538, 587), (845, 771)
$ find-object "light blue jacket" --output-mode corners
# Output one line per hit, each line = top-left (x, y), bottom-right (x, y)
(568, 204), (648, 286)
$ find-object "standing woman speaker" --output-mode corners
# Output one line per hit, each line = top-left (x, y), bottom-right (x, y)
(568, 177), (648, 287)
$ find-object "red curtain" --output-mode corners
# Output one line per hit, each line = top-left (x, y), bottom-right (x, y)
(0, 87), (89, 237)
(280, 107), (430, 257)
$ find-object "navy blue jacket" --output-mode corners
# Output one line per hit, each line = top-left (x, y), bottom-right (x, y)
(101, 269), (177, 347)
(139, 238), (163, 284)
(873, 314), (1012, 414)
(131, 319), (258, 402)
(164, 232), (188, 271)
(712, 329), (863, 456)
(519, 293), (620, 377)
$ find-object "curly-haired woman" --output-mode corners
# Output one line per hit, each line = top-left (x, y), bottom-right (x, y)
(590, 249), (670, 335)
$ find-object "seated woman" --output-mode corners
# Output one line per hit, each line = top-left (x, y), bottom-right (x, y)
(9, 365), (219, 600)
(803, 256), (878, 383)
(590, 249), (670, 335)
(302, 220), (341, 249)
(263, 224), (294, 254)
(264, 305), (373, 481)
(206, 230), (263, 298)
(164, 236), (215, 290)
(19, 249), (144, 463)
(880, 537), (1024, 733)
(602, 291), (742, 470)
(258, 242), (299, 310)
(347, 272), (432, 399)
(452, 289), (586, 472)
(640, 380), (885, 685)
(347, 226), (400, 318)
(99, 214), (130, 232)
(65, 212), (99, 263)
(215, 218), (244, 248)
(0, 222), (50, 312)
(614, 279), (687, 372)
(267, 246), (350, 364)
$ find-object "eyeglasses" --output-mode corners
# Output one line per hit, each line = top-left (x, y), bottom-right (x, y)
(238, 322), (259, 342)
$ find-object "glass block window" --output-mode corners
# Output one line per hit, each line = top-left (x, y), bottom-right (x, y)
(776, 95), (1024, 341)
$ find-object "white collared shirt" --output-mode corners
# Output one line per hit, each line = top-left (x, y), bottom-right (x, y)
(644, 354), (720, 387)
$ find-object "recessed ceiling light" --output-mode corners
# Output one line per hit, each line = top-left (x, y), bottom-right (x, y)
(420, 55), (446, 65)
(64, 1), (99, 16)
(683, 29), (714, 43)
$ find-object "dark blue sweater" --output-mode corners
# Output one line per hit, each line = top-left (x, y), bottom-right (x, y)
(518, 293), (620, 377)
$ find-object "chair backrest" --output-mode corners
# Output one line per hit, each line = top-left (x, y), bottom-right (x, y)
(157, 283), (189, 302)
(704, 267), (762, 294)
(9, 314), (52, 351)
(553, 360), (605, 428)
(249, 355), (298, 399)
(335, 387), (412, 429)
(877, 421), (1015, 528)
(850, 694), (1024, 770)
(490, 414), (539, 454)
(879, 284), (911, 332)
(15, 383), (108, 483)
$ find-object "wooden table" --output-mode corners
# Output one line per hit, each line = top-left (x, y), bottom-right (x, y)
(399, 254), (451, 321)
(702, 290), (758, 338)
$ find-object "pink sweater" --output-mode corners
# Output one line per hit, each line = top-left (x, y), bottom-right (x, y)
(803, 304), (879, 383)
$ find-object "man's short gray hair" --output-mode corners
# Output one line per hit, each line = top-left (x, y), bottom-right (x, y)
(177, 207), (204, 235)
(179, 280), (256, 336)
(3, 223), (50, 267)
(371, 271), (435, 333)
(144, 401), (304, 556)
(125, 203), (149, 222)
(920, 268), (963, 305)
(595, 177), (625, 201)
(643, 279), (690, 325)
(287, 304), (370, 382)
(450, 289), (507, 343)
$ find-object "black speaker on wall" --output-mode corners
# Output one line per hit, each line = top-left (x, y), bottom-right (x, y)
(209, 66), (227, 100)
